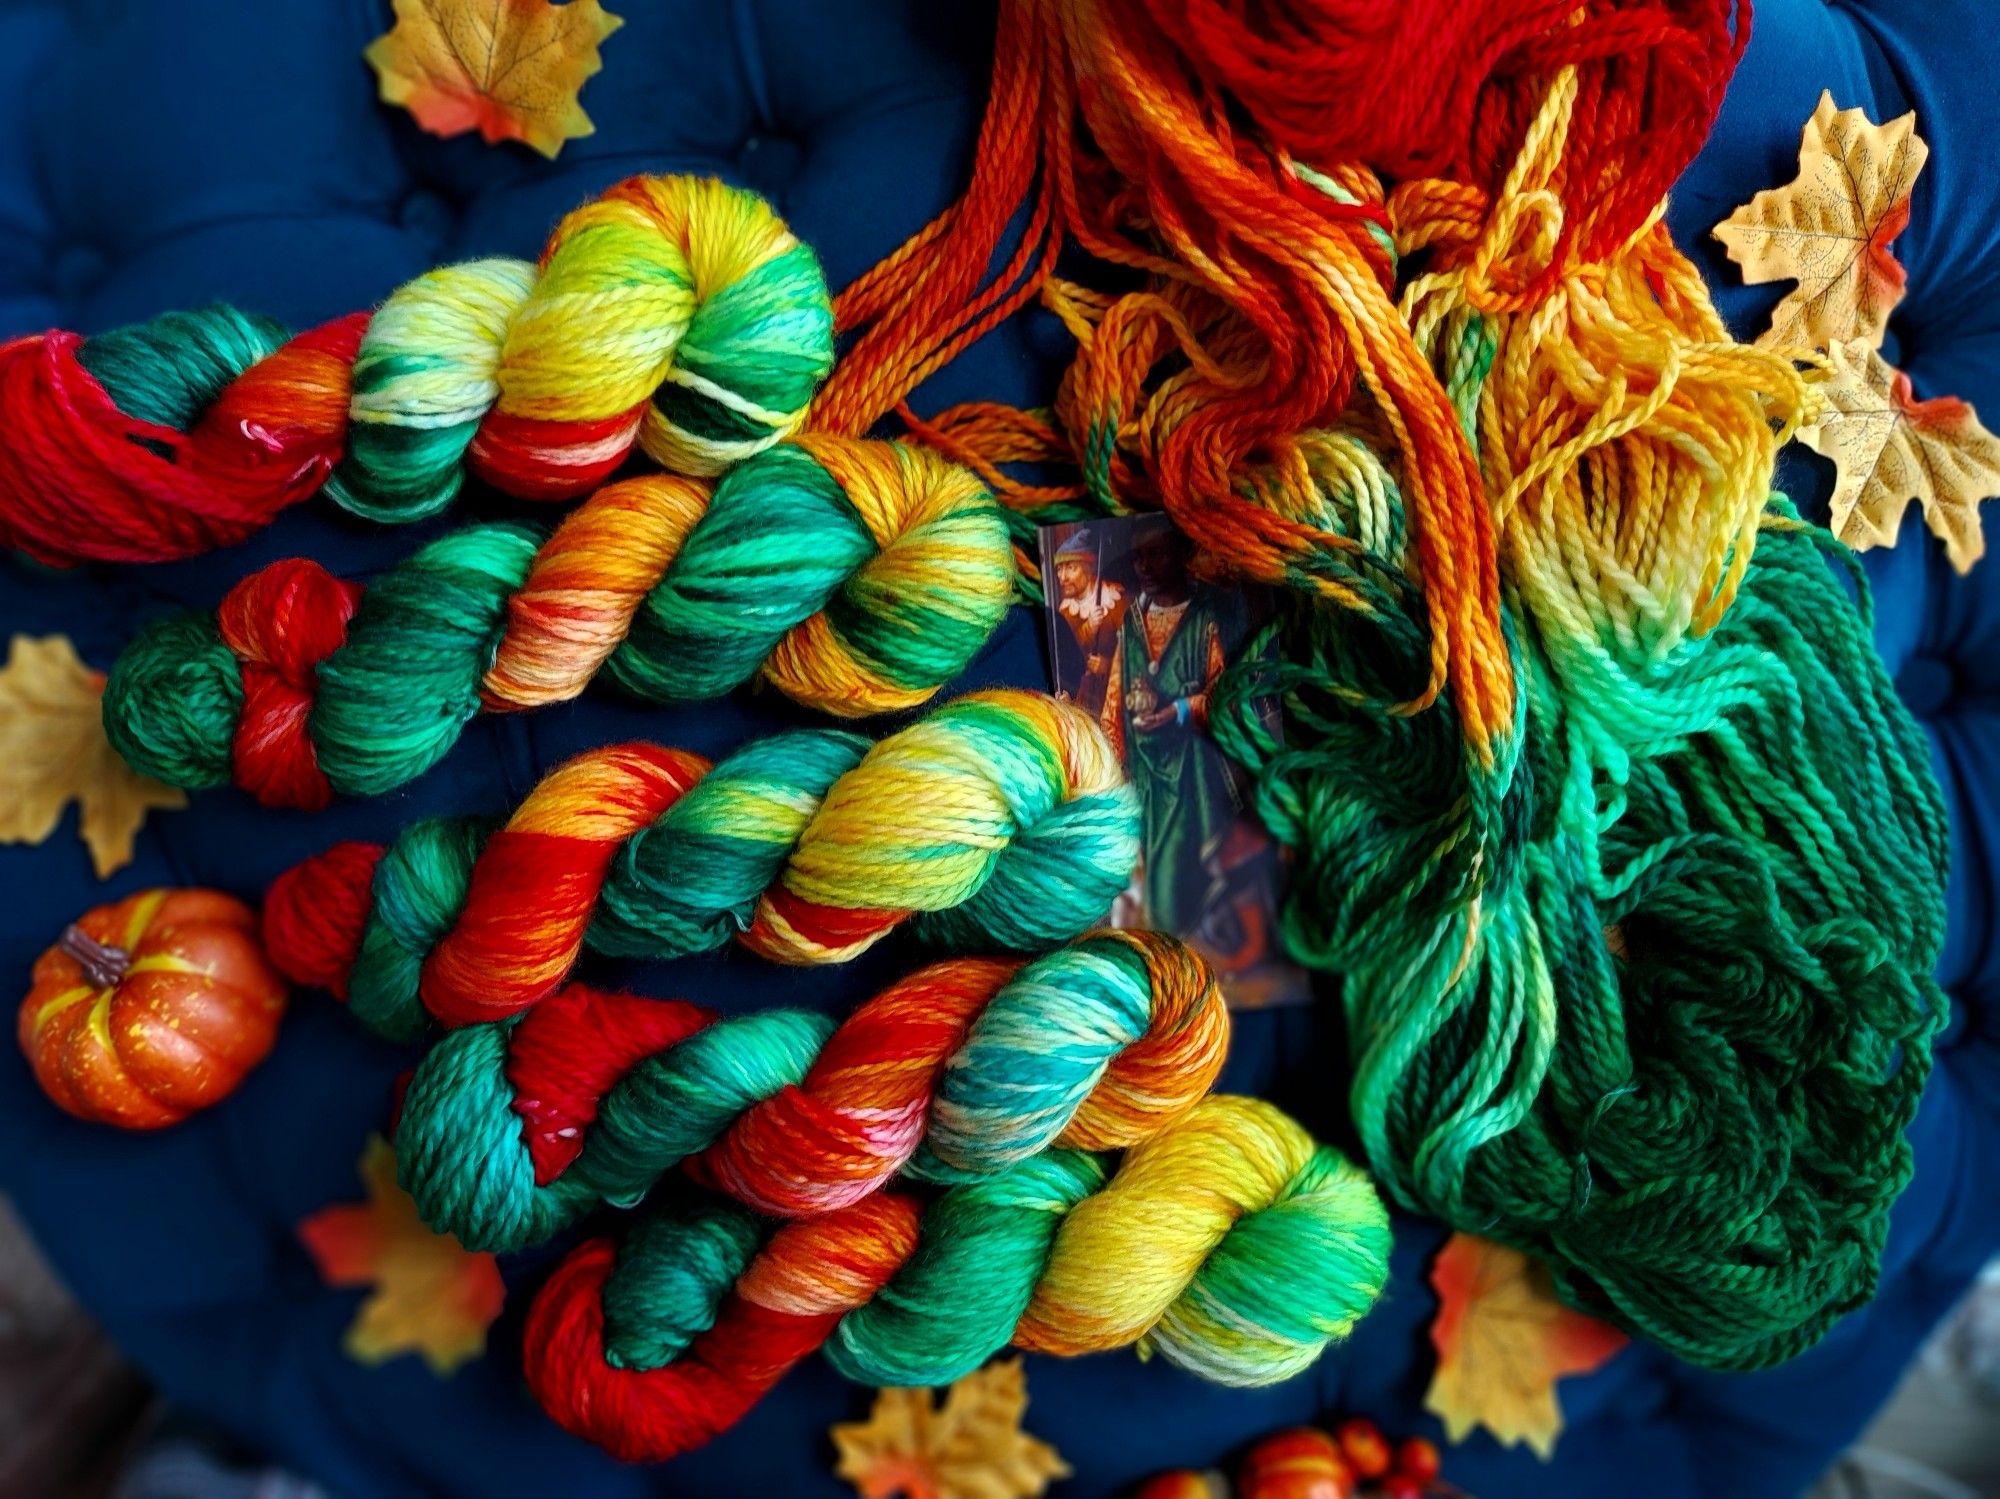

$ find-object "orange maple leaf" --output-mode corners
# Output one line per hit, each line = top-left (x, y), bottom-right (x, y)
(1797, 340), (1998, 572)
(1424, 1234), (1626, 1460)
(831, 1360), (1070, 1499)
(365, 0), (624, 160)
(1713, 91), (1928, 353)
(297, 1134), (505, 1376)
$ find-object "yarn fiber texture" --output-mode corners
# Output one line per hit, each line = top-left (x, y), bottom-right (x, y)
(395, 929), (1227, 1253)
(0, 175), (834, 565)
(521, 1095), (1392, 1462)
(102, 434), (1013, 809)
(1216, 504), (1950, 1372)
(260, 690), (1140, 1040)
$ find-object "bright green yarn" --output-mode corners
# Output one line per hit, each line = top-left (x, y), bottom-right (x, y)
(1219, 500), (1950, 1370)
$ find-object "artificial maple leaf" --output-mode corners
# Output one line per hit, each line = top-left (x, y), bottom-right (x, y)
(1714, 91), (1928, 353)
(365, 0), (624, 160)
(1796, 339), (1998, 573)
(1424, 1234), (1626, 1461)
(0, 634), (185, 878)
(297, 1134), (505, 1376)
(832, 1360), (1071, 1499)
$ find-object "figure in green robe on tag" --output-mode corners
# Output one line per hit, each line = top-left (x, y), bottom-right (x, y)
(1098, 520), (1245, 937)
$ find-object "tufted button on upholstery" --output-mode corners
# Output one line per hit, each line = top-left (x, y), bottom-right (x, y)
(48, 241), (107, 298)
(396, 187), (458, 253)
(736, 132), (804, 201)
(1897, 653), (1958, 718)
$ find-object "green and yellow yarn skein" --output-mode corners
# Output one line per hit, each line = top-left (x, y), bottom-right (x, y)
(102, 436), (1014, 809)
(524, 1095), (1393, 1461)
(263, 690), (1142, 1040)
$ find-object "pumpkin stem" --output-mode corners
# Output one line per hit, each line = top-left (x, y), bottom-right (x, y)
(58, 924), (130, 988)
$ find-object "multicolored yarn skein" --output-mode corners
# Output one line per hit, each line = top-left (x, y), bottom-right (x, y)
(262, 690), (1139, 1041)
(396, 929), (1226, 1253)
(101, 435), (1012, 809)
(1215, 504), (1949, 1372)
(523, 1095), (1392, 1461)
(0, 175), (834, 565)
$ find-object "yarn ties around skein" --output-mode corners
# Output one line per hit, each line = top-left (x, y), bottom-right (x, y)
(0, 175), (835, 565)
(260, 690), (1140, 1040)
(101, 434), (1014, 808)
(522, 1095), (1392, 1462)
(395, 929), (1227, 1253)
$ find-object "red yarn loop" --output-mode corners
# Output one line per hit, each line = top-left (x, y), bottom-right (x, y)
(217, 559), (362, 812)
(0, 316), (360, 567)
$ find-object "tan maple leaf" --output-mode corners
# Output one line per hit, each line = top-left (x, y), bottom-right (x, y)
(1714, 90), (1928, 353)
(1797, 340), (1997, 572)
(1424, 1234), (1627, 1460)
(832, 1360), (1071, 1499)
(297, 1135), (506, 1376)
(365, 0), (624, 160)
(0, 634), (186, 878)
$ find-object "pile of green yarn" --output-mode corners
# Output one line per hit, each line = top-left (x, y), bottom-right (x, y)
(1219, 457), (1948, 1369)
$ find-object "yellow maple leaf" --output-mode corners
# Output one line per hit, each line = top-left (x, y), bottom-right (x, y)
(1797, 340), (1997, 573)
(365, 0), (624, 160)
(1424, 1234), (1627, 1461)
(296, 1135), (506, 1376)
(832, 1360), (1071, 1499)
(1714, 90), (1928, 353)
(0, 634), (185, 879)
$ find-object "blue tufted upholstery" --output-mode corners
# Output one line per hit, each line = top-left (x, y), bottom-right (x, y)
(1, 3), (1995, 1495)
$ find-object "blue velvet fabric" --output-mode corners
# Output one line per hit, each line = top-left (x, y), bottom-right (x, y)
(1, 3), (1995, 1495)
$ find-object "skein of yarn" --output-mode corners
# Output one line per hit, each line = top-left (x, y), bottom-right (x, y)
(102, 435), (1013, 809)
(396, 929), (1227, 1253)
(0, 175), (834, 565)
(523, 1095), (1392, 1461)
(1217, 508), (1949, 1372)
(261, 690), (1140, 1040)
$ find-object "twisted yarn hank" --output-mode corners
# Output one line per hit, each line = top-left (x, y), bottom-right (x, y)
(522, 1095), (1392, 1461)
(101, 434), (1013, 809)
(395, 929), (1226, 1253)
(260, 690), (1140, 1040)
(1217, 506), (1949, 1371)
(0, 176), (833, 565)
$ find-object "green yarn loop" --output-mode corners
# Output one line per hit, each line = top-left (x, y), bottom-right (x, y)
(77, 305), (290, 433)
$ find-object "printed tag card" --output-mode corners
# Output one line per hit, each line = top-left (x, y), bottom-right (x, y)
(1039, 514), (1310, 1009)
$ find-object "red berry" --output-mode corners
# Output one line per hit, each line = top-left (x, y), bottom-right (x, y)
(1380, 1476), (1427, 1499)
(1334, 1418), (1392, 1480)
(1394, 1437), (1442, 1484)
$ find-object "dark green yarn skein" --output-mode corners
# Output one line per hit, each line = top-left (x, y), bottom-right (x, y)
(1220, 501), (1950, 1371)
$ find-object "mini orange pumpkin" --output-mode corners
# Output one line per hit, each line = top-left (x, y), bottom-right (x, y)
(18, 888), (287, 1128)
(1239, 1429), (1354, 1499)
